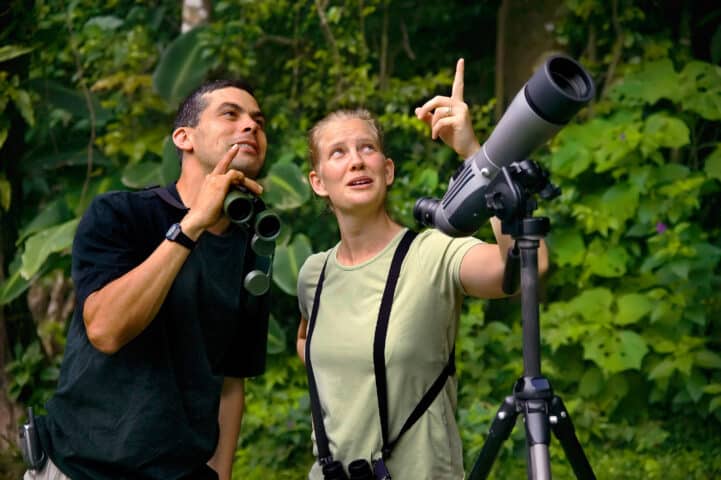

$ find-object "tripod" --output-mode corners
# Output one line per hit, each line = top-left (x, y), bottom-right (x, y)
(468, 160), (596, 480)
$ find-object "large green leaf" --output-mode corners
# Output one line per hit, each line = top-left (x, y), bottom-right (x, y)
(615, 293), (653, 326)
(578, 366), (604, 397)
(10, 89), (34, 127)
(641, 113), (690, 154)
(705, 144), (721, 181)
(24, 147), (111, 172)
(547, 228), (585, 267)
(27, 79), (110, 125)
(0, 269), (31, 305)
(0, 45), (34, 63)
(20, 219), (80, 280)
(584, 239), (629, 278)
(679, 61), (721, 120)
(152, 26), (214, 106)
(0, 117), (8, 150)
(600, 182), (639, 225)
(122, 162), (162, 189)
(16, 199), (73, 245)
(261, 162), (310, 211)
(584, 329), (649, 374)
(568, 288), (614, 325)
(608, 59), (680, 105)
(272, 234), (312, 296)
(266, 315), (287, 355)
(0, 173), (10, 211)
(160, 136), (181, 185)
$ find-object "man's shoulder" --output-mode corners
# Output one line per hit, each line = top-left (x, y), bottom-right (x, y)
(86, 188), (165, 216)
(77, 188), (172, 240)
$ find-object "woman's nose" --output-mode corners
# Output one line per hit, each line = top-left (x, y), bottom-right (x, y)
(349, 150), (364, 169)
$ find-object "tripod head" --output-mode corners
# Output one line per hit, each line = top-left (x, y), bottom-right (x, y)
(484, 159), (560, 239)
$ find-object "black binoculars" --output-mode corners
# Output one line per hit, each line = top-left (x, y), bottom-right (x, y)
(322, 459), (377, 480)
(223, 187), (281, 296)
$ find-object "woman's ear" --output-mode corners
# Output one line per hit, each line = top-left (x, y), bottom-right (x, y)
(385, 157), (395, 186)
(309, 170), (329, 197)
(172, 127), (193, 153)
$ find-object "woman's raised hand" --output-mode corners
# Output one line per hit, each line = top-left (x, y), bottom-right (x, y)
(415, 58), (481, 159)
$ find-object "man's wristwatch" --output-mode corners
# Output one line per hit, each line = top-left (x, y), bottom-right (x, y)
(165, 223), (196, 250)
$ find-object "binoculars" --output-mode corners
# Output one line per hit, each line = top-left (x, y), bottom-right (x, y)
(223, 187), (281, 296)
(322, 459), (378, 480)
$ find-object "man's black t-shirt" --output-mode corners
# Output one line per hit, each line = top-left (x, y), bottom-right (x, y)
(37, 184), (269, 480)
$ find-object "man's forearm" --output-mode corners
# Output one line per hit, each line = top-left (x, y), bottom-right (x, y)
(83, 238), (193, 354)
(208, 377), (245, 480)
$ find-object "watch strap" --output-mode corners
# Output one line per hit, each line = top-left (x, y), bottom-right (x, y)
(166, 223), (196, 250)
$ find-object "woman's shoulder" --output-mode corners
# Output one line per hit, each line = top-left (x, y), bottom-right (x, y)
(298, 248), (334, 283)
(412, 228), (481, 251)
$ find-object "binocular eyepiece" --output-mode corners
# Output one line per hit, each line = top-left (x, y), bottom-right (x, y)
(223, 187), (282, 296)
(224, 188), (282, 241)
(322, 459), (375, 480)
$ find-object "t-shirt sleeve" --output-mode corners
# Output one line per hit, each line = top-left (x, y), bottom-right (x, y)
(71, 193), (147, 307)
(414, 229), (482, 299)
(296, 251), (327, 320)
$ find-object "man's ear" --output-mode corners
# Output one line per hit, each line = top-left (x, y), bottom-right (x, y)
(309, 170), (328, 197)
(172, 127), (193, 153)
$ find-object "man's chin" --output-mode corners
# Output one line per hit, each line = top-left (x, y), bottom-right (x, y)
(230, 159), (264, 178)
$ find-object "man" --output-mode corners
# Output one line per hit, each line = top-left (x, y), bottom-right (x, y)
(26, 80), (270, 480)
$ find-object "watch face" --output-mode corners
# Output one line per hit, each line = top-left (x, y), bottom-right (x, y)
(167, 223), (180, 239)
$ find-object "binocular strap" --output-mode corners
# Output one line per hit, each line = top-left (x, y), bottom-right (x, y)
(305, 230), (456, 471)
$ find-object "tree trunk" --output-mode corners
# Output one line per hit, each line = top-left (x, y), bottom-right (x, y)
(495, 0), (566, 119)
(182, 0), (212, 32)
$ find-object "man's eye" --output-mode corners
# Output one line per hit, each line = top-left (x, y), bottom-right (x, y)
(223, 111), (237, 118)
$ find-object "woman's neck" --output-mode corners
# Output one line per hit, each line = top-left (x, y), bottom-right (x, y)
(335, 210), (403, 266)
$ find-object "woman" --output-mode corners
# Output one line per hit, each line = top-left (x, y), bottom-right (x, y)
(296, 59), (548, 480)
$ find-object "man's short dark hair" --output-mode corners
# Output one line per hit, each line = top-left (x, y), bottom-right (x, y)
(173, 79), (256, 161)
(174, 79), (256, 130)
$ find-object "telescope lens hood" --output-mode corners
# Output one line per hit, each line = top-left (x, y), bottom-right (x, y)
(525, 55), (595, 125)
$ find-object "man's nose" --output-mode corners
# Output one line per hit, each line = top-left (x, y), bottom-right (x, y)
(241, 115), (260, 132)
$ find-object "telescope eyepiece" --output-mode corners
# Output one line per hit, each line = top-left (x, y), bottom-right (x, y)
(413, 197), (440, 228)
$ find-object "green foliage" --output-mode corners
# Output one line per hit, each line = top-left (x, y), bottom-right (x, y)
(152, 26), (215, 107)
(5, 341), (59, 409)
(2, 0), (720, 478)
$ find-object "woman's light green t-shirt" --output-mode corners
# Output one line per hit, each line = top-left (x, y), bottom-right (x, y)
(297, 228), (480, 480)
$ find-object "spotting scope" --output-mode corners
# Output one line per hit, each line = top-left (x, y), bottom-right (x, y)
(414, 55), (594, 236)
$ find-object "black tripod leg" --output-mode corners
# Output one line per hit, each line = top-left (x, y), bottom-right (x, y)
(468, 396), (519, 480)
(549, 396), (596, 480)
